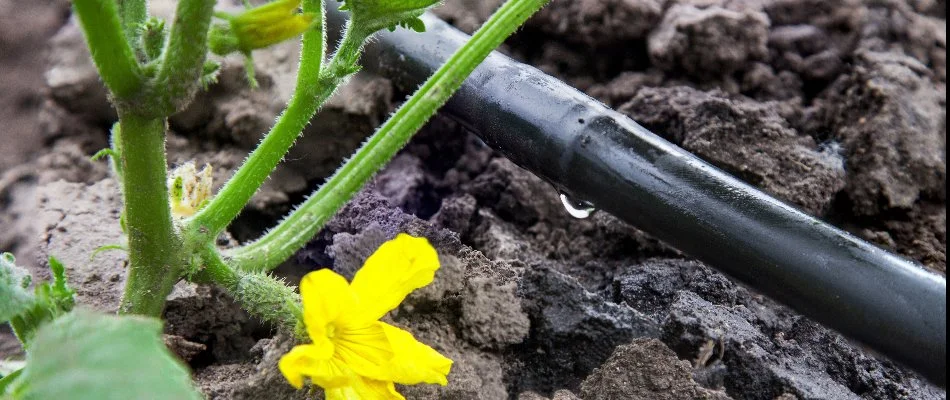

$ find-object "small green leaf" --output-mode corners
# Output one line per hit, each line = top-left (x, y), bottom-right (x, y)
(200, 60), (222, 90)
(47, 257), (73, 306)
(108, 122), (123, 179)
(90, 148), (118, 162)
(89, 244), (128, 261)
(140, 17), (167, 61)
(341, 0), (439, 37)
(3, 256), (75, 348)
(0, 253), (34, 324)
(401, 16), (427, 33)
(9, 310), (202, 400)
(0, 368), (23, 396)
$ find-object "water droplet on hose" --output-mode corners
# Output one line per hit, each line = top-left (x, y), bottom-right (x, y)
(559, 193), (596, 219)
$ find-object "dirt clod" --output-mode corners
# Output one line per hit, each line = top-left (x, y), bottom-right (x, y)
(580, 338), (733, 400)
(459, 277), (530, 349)
(811, 50), (946, 216)
(649, 3), (770, 80)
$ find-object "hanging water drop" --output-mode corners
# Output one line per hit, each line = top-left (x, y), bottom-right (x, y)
(559, 193), (596, 219)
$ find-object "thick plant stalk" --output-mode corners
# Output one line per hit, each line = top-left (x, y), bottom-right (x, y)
(226, 0), (552, 272)
(116, 113), (182, 317)
(74, 0), (216, 317)
(341, 10), (948, 386)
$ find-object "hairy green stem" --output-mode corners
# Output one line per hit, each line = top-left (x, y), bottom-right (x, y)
(196, 247), (301, 333)
(156, 0), (216, 115)
(190, 4), (369, 239)
(72, 0), (143, 99)
(228, 0), (551, 272)
(117, 0), (148, 49)
(117, 113), (183, 317)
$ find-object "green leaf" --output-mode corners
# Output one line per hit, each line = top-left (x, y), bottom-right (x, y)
(140, 16), (167, 61)
(200, 59), (222, 90)
(0, 254), (34, 324)
(46, 257), (74, 309)
(90, 244), (128, 261)
(0, 368), (23, 396)
(2, 254), (75, 348)
(340, 0), (440, 37)
(9, 310), (202, 400)
(89, 148), (119, 162)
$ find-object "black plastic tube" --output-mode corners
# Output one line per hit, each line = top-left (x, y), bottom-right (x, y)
(327, 10), (947, 385)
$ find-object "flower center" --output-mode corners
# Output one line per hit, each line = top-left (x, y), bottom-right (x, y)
(325, 323), (337, 339)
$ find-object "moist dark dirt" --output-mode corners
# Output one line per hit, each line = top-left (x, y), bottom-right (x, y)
(0, 0), (946, 399)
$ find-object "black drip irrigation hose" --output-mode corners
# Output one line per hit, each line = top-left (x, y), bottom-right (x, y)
(327, 10), (947, 386)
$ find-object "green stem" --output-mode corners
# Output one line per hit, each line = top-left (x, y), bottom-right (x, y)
(196, 247), (301, 333)
(228, 0), (551, 272)
(72, 0), (143, 99)
(190, 5), (367, 239)
(156, 0), (216, 114)
(196, 248), (239, 289)
(117, 0), (147, 49)
(117, 113), (183, 317)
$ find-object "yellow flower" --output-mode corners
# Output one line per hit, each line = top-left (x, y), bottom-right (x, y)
(210, 0), (317, 55)
(278, 234), (453, 399)
(231, 0), (315, 51)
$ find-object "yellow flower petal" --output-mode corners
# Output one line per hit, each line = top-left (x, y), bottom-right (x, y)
(325, 377), (405, 400)
(306, 358), (357, 389)
(350, 234), (440, 321)
(380, 322), (453, 385)
(300, 269), (358, 340)
(232, 0), (299, 26)
(278, 344), (346, 389)
(230, 0), (315, 51)
(278, 345), (311, 389)
(334, 322), (395, 381)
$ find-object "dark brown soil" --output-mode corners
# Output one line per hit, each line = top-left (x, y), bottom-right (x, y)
(0, 0), (945, 399)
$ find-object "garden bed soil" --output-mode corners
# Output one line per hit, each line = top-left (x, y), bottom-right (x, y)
(0, 0), (946, 399)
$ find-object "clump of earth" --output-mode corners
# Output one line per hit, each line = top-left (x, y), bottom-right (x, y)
(0, 0), (945, 399)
